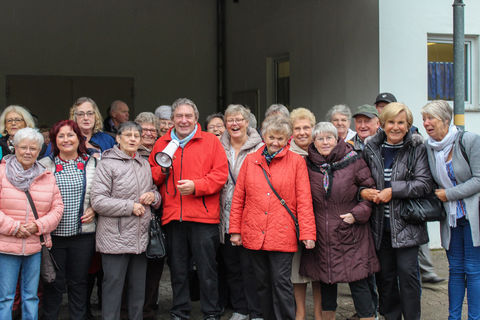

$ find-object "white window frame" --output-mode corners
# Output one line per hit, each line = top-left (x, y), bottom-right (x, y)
(427, 34), (478, 111)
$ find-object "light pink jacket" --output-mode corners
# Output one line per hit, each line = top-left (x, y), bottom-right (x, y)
(0, 162), (64, 256)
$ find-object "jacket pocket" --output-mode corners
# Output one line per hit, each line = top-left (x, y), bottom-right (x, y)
(336, 221), (358, 245)
(202, 196), (209, 213)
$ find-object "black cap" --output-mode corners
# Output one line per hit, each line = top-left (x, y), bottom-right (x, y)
(374, 92), (397, 105)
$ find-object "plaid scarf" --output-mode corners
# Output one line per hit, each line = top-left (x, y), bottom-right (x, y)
(262, 146), (283, 165)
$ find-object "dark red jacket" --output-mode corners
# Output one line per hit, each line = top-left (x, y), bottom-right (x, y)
(229, 146), (316, 252)
(300, 140), (379, 284)
(149, 125), (228, 225)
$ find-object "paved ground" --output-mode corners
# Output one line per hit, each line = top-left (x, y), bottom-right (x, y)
(64, 249), (465, 319)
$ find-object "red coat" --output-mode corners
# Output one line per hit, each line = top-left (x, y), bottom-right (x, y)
(149, 125), (228, 225)
(229, 147), (316, 252)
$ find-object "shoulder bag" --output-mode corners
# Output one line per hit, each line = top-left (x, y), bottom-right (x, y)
(25, 190), (59, 284)
(261, 167), (300, 240)
(400, 146), (446, 224)
(146, 208), (167, 259)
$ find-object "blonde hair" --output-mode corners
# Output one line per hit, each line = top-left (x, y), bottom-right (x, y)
(69, 97), (104, 134)
(290, 107), (316, 128)
(0, 105), (36, 135)
(379, 102), (413, 129)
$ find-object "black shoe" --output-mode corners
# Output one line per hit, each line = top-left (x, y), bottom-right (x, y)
(422, 276), (446, 283)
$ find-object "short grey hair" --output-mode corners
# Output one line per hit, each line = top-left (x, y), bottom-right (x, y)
(224, 104), (250, 125)
(13, 127), (44, 149)
(421, 100), (453, 125)
(261, 115), (292, 138)
(117, 121), (143, 136)
(172, 98), (199, 120)
(0, 105), (36, 135)
(155, 105), (172, 120)
(265, 104), (289, 118)
(248, 112), (257, 129)
(312, 122), (338, 140)
(325, 104), (352, 121)
(135, 112), (159, 134)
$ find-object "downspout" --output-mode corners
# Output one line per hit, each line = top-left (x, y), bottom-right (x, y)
(217, 0), (226, 112)
(453, 0), (465, 130)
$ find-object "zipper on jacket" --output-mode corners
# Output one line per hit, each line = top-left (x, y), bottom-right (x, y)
(179, 148), (184, 222)
(202, 196), (209, 212)
(132, 159), (142, 253)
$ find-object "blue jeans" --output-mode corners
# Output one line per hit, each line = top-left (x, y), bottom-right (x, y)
(0, 252), (41, 320)
(446, 217), (480, 320)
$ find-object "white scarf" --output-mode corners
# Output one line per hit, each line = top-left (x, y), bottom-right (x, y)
(426, 125), (458, 227)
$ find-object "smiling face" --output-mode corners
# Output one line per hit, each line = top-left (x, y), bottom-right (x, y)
(140, 123), (158, 149)
(225, 112), (247, 140)
(263, 131), (288, 155)
(173, 104), (197, 139)
(159, 119), (174, 136)
(423, 113), (449, 141)
(207, 117), (226, 138)
(15, 139), (41, 169)
(5, 111), (26, 137)
(331, 113), (350, 140)
(292, 118), (313, 150)
(74, 102), (96, 134)
(384, 111), (409, 145)
(116, 128), (141, 156)
(354, 115), (380, 141)
(56, 125), (80, 158)
(314, 132), (337, 157)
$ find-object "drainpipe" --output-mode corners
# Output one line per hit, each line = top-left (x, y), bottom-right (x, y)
(217, 0), (226, 112)
(453, 0), (465, 130)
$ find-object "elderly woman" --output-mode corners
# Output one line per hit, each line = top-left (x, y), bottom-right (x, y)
(154, 105), (174, 137)
(91, 121), (160, 320)
(69, 97), (115, 157)
(38, 120), (97, 319)
(206, 113), (226, 138)
(0, 128), (63, 319)
(135, 112), (159, 159)
(229, 115), (316, 320)
(0, 105), (38, 159)
(219, 104), (263, 320)
(326, 104), (356, 142)
(422, 100), (480, 320)
(288, 107), (322, 320)
(361, 102), (434, 320)
(300, 122), (378, 320)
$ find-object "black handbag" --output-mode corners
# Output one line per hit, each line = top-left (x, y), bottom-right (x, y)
(400, 146), (447, 224)
(146, 211), (167, 259)
(25, 191), (59, 284)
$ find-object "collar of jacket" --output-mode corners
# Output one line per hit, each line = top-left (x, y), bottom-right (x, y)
(220, 127), (263, 152)
(365, 129), (423, 151)
(162, 123), (204, 144)
(101, 145), (144, 164)
(252, 145), (290, 173)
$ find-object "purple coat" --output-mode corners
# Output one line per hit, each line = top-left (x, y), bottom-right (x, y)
(300, 140), (379, 284)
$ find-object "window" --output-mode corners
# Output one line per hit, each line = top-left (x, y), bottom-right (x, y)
(427, 38), (472, 104)
(273, 56), (290, 106)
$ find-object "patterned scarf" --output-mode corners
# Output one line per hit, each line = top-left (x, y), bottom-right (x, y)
(307, 150), (358, 198)
(5, 154), (45, 191)
(171, 124), (198, 148)
(262, 146), (283, 165)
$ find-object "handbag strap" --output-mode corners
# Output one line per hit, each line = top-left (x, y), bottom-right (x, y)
(261, 167), (300, 240)
(25, 190), (46, 245)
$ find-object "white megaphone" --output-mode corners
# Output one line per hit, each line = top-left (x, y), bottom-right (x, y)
(155, 140), (180, 168)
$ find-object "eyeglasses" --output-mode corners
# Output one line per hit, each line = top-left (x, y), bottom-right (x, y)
(142, 128), (157, 135)
(75, 111), (95, 118)
(207, 124), (225, 130)
(226, 118), (245, 124)
(6, 118), (24, 124)
(121, 133), (141, 139)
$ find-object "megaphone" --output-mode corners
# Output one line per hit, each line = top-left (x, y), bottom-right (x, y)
(155, 140), (180, 168)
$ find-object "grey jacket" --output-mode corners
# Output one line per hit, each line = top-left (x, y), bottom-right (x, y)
(425, 130), (480, 249)
(219, 127), (263, 243)
(364, 130), (433, 249)
(91, 146), (160, 254)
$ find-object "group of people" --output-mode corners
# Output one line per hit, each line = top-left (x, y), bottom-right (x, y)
(0, 93), (478, 320)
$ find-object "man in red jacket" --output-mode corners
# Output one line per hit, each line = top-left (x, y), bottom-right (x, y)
(149, 98), (228, 320)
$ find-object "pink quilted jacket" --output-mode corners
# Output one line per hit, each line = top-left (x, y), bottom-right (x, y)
(0, 162), (64, 255)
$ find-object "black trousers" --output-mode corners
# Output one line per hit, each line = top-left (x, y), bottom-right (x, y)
(221, 234), (262, 317)
(42, 233), (95, 320)
(320, 278), (376, 318)
(248, 249), (295, 320)
(101, 253), (147, 320)
(143, 257), (165, 319)
(377, 233), (421, 320)
(165, 221), (221, 319)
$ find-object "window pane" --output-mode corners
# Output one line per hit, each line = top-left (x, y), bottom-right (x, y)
(276, 60), (290, 106)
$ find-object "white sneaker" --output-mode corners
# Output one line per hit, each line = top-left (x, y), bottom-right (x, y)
(228, 313), (248, 320)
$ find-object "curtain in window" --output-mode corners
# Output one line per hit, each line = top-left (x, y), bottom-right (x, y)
(428, 62), (454, 100)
